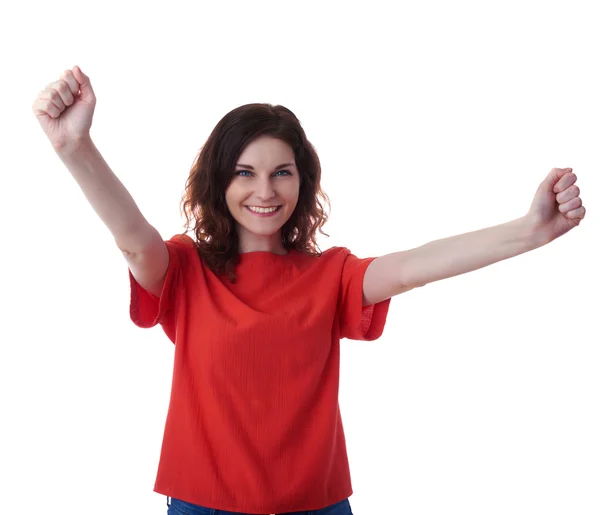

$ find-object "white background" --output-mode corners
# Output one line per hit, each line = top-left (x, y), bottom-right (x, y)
(2, 1), (598, 514)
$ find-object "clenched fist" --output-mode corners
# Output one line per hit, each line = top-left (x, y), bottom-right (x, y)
(32, 65), (96, 151)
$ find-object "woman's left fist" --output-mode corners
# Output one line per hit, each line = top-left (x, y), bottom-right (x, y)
(526, 167), (586, 243)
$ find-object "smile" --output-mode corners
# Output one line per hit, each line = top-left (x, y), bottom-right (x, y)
(245, 205), (282, 217)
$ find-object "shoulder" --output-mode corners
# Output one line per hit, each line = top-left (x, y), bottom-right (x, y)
(161, 234), (199, 270)
(319, 246), (351, 257)
(319, 246), (377, 272)
(167, 233), (198, 250)
(306, 246), (358, 270)
(319, 246), (362, 262)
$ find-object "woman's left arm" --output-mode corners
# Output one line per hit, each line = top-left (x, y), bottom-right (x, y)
(362, 167), (586, 306)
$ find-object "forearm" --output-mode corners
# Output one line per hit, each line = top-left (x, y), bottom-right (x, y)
(399, 216), (546, 288)
(55, 137), (151, 252)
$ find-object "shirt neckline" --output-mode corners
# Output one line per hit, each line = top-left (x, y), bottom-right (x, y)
(238, 249), (294, 257)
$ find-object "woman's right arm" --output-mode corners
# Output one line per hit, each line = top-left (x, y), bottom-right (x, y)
(33, 66), (168, 297)
(56, 139), (169, 297)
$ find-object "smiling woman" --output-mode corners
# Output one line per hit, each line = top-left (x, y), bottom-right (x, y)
(179, 103), (331, 284)
(33, 64), (587, 515)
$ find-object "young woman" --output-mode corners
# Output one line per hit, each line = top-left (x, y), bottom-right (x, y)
(32, 66), (586, 515)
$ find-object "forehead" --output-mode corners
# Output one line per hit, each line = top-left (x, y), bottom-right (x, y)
(237, 136), (295, 164)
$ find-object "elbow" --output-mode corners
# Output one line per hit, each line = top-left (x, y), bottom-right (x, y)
(114, 223), (160, 256)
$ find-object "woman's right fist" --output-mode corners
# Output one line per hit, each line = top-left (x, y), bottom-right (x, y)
(32, 65), (96, 151)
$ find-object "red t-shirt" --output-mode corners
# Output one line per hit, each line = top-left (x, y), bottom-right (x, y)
(129, 234), (391, 513)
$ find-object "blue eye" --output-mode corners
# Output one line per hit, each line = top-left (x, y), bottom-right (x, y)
(235, 170), (291, 177)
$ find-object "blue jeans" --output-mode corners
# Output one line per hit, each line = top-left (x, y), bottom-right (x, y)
(166, 496), (354, 515)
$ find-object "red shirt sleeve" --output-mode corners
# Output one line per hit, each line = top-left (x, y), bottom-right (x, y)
(128, 235), (192, 342)
(338, 252), (391, 340)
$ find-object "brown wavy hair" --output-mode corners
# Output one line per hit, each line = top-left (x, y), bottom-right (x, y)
(179, 103), (331, 284)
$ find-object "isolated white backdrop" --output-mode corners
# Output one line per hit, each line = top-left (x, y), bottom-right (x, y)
(2, 1), (598, 514)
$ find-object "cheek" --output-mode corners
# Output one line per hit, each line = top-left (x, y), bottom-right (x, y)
(282, 181), (300, 197)
(224, 184), (241, 204)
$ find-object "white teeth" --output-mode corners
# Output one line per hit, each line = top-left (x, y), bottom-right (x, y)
(248, 206), (279, 213)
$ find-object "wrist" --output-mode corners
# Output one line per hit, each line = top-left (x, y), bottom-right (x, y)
(520, 214), (553, 248)
(54, 134), (94, 156)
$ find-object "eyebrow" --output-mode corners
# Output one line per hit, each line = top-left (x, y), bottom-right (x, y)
(235, 163), (296, 170)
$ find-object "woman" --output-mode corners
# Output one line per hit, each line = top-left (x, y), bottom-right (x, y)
(32, 66), (585, 515)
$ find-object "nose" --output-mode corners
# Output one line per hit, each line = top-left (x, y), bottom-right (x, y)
(255, 176), (277, 201)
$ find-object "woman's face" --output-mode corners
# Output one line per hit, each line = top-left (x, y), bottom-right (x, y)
(225, 135), (301, 254)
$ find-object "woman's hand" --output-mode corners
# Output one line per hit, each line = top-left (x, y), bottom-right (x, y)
(525, 167), (586, 244)
(32, 65), (96, 151)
